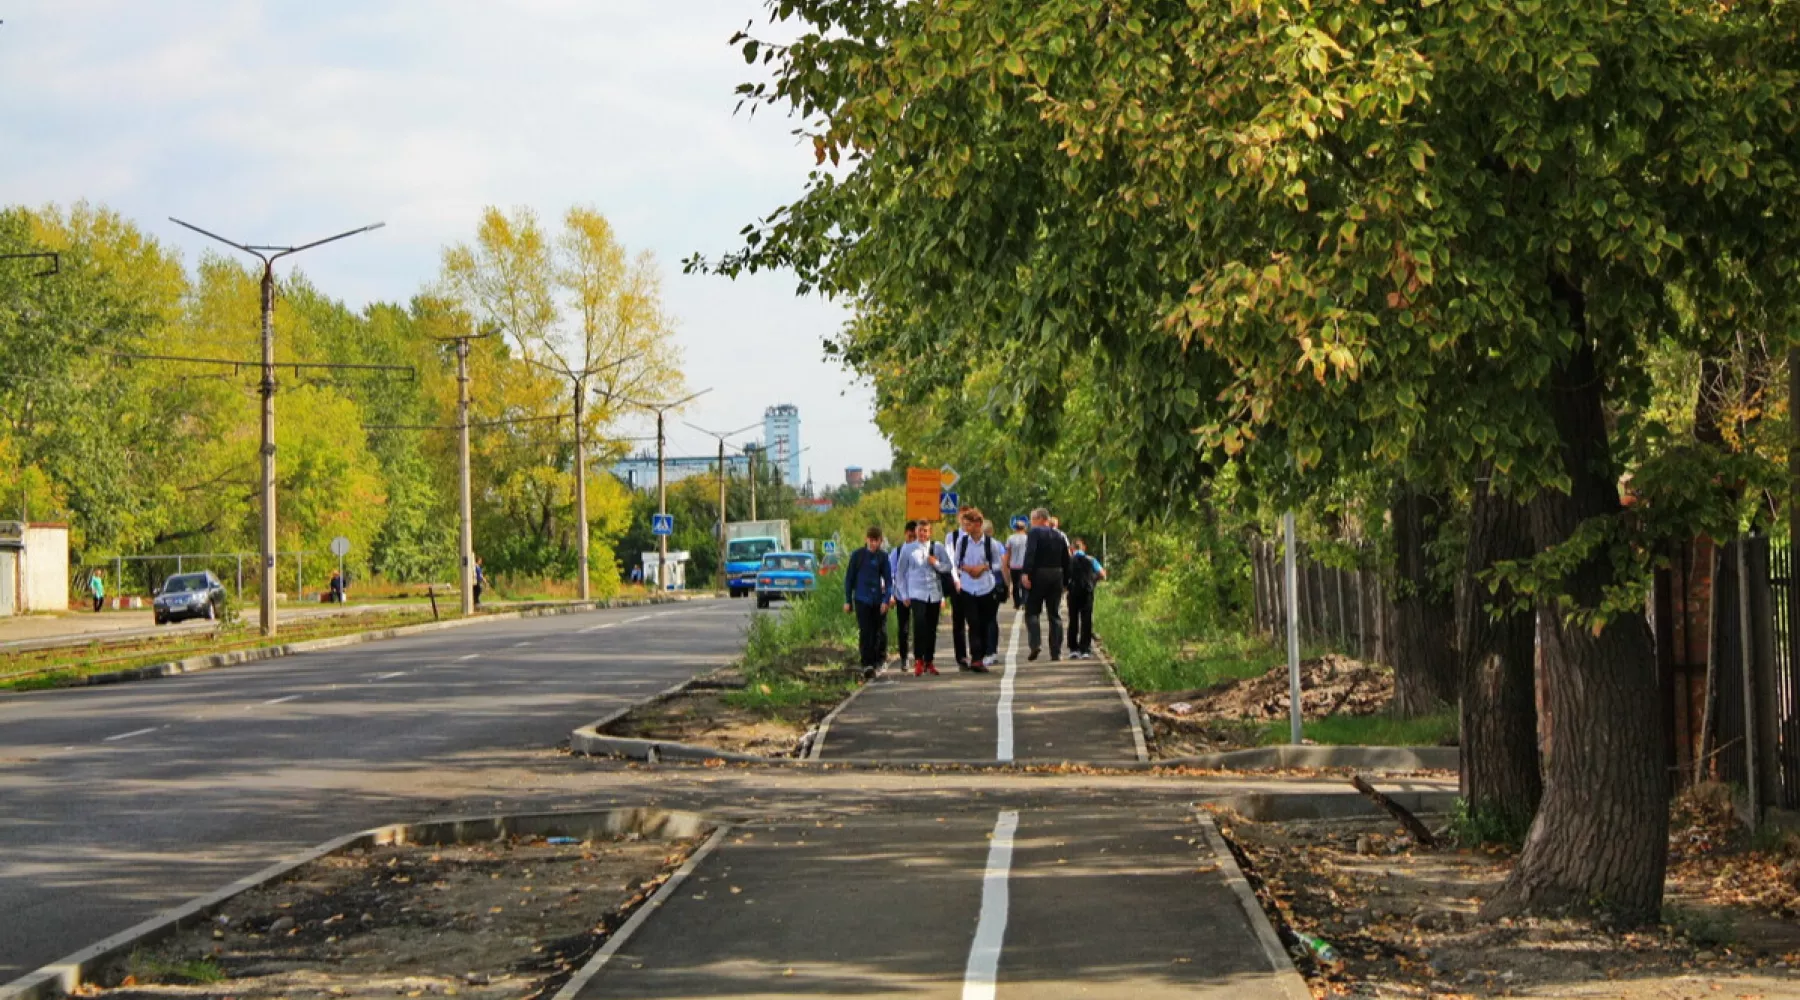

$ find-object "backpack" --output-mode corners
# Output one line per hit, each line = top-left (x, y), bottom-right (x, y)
(1069, 552), (1097, 593)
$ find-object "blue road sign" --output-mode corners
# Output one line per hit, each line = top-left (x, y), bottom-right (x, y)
(822, 539), (838, 555)
(651, 513), (674, 536)
(939, 490), (959, 516)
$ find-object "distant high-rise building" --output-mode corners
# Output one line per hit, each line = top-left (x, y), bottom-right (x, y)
(845, 467), (865, 489)
(763, 404), (801, 486)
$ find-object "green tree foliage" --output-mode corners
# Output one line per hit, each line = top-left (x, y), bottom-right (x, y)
(1, 202), (672, 599)
(707, 0), (1800, 923)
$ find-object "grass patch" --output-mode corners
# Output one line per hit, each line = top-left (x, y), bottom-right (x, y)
(723, 675), (858, 722)
(0, 609), (453, 691)
(1261, 710), (1459, 747)
(731, 590), (859, 722)
(126, 952), (227, 985)
(1096, 590), (1326, 692)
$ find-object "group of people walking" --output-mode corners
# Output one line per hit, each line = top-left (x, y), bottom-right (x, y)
(841, 506), (1107, 678)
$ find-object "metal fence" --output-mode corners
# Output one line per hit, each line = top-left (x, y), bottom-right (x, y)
(1249, 537), (1390, 665)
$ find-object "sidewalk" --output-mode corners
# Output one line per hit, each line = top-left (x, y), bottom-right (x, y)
(582, 805), (1294, 999)
(820, 609), (1141, 762)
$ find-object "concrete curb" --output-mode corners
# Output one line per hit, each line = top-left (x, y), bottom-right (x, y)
(1195, 811), (1313, 1000)
(11, 595), (695, 696)
(1204, 788), (1459, 823)
(1096, 653), (1150, 762)
(566, 746), (1457, 774)
(0, 806), (715, 1000)
(805, 675), (876, 760)
(1161, 744), (1459, 771)
(550, 823), (732, 999)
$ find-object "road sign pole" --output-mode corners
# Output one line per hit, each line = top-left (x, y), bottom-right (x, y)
(456, 338), (475, 616)
(259, 261), (278, 635)
(573, 382), (591, 601)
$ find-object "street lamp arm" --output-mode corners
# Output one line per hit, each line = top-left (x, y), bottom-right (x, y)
(270, 222), (386, 262)
(169, 217), (266, 261)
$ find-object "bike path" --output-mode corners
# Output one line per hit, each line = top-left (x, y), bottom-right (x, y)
(820, 609), (1141, 762)
(580, 805), (1295, 999)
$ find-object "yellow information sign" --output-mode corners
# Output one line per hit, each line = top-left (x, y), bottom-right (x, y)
(906, 467), (944, 522)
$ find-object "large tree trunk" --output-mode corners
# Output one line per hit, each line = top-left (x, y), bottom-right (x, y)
(1390, 485), (1458, 716)
(1458, 476), (1542, 840)
(1486, 321), (1668, 925)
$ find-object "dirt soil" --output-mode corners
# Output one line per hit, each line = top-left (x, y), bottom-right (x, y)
(85, 833), (700, 1000)
(1140, 653), (1397, 755)
(1218, 803), (1800, 999)
(603, 672), (857, 758)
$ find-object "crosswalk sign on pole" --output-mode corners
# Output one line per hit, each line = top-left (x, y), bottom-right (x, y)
(939, 490), (959, 517)
(652, 513), (674, 536)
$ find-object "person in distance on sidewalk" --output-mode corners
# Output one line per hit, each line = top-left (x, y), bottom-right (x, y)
(889, 520), (917, 669)
(1005, 516), (1030, 610)
(894, 519), (954, 675)
(843, 525), (895, 679)
(1021, 508), (1070, 661)
(953, 510), (1004, 672)
(944, 509), (977, 669)
(1066, 536), (1107, 659)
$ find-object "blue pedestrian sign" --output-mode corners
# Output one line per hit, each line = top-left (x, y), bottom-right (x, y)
(939, 490), (959, 516)
(651, 513), (674, 536)
(822, 539), (838, 556)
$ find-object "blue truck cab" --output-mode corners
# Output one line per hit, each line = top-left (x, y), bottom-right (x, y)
(726, 536), (783, 598)
(754, 552), (817, 609)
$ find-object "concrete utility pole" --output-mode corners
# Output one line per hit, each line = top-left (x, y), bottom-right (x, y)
(1284, 511), (1303, 745)
(686, 419), (760, 592)
(747, 445), (758, 521)
(456, 337), (475, 616)
(170, 218), (383, 637)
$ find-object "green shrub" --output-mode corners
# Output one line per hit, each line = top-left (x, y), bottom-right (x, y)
(742, 589), (856, 679)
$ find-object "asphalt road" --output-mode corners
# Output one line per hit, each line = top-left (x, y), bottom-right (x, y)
(0, 597), (752, 980)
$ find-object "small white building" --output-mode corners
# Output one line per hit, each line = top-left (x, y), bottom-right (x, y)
(640, 550), (690, 591)
(0, 521), (71, 615)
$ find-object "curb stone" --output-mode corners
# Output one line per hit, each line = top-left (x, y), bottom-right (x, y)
(1162, 745), (1458, 771)
(0, 807), (715, 1000)
(1204, 788), (1458, 823)
(8, 595), (699, 696)
(549, 824), (732, 999)
(1195, 811), (1313, 1000)
(1095, 651), (1150, 762)
(804, 674), (877, 760)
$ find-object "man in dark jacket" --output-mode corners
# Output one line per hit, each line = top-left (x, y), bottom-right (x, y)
(1020, 508), (1071, 660)
(844, 525), (895, 677)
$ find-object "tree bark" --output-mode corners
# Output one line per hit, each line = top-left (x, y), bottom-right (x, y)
(1390, 484), (1458, 716)
(1486, 321), (1668, 925)
(1458, 476), (1542, 840)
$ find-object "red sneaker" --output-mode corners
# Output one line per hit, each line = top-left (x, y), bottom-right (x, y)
(924, 662), (940, 675)
(914, 661), (926, 676)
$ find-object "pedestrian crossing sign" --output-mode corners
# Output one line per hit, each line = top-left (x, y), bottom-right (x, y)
(651, 513), (674, 536)
(939, 490), (959, 516)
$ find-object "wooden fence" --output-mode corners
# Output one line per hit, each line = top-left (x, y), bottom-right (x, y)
(1248, 537), (1392, 666)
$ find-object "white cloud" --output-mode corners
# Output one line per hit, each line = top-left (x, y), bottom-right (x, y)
(0, 0), (887, 487)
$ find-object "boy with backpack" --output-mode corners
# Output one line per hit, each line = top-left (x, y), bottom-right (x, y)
(1066, 536), (1107, 659)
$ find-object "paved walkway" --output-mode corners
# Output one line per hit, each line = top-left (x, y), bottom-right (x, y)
(572, 607), (1305, 999)
(821, 609), (1143, 763)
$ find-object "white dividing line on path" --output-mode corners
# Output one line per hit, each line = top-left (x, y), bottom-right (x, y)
(457, 653), (479, 662)
(996, 614), (1023, 761)
(102, 726), (159, 742)
(262, 694), (302, 705)
(962, 809), (1021, 1000)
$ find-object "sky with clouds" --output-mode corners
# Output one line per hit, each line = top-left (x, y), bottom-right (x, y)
(0, 0), (889, 489)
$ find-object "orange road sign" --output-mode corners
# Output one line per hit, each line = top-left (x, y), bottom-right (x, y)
(906, 467), (943, 522)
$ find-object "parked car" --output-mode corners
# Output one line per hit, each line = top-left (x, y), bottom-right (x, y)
(754, 551), (817, 609)
(153, 571), (227, 625)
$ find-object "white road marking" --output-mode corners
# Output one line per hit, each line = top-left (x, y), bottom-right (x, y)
(580, 622), (618, 634)
(962, 809), (1020, 1000)
(622, 615), (654, 624)
(513, 640), (533, 648)
(997, 614), (1022, 761)
(262, 694), (302, 705)
(457, 653), (479, 662)
(103, 726), (159, 743)
(372, 671), (406, 681)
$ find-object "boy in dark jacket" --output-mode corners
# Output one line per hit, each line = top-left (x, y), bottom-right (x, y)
(1066, 537), (1107, 658)
(843, 526), (895, 677)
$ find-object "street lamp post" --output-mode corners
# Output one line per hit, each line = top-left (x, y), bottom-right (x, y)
(170, 218), (384, 637)
(685, 419), (760, 592)
(622, 390), (711, 590)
